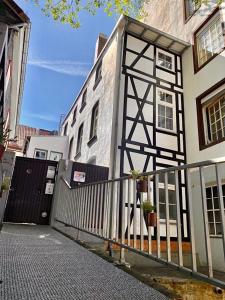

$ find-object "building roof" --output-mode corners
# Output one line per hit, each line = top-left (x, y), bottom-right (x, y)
(8, 125), (55, 153)
(62, 15), (190, 126)
(0, 0), (30, 24)
(126, 16), (190, 54)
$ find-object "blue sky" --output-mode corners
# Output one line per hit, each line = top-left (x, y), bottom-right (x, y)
(16, 0), (117, 131)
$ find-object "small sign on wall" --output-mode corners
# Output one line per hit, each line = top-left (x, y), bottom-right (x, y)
(46, 166), (56, 179)
(73, 171), (86, 183)
(45, 182), (55, 195)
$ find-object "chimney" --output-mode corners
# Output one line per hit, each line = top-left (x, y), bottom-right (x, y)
(94, 33), (108, 63)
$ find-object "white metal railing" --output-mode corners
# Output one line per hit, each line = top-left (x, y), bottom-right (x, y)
(53, 158), (225, 288)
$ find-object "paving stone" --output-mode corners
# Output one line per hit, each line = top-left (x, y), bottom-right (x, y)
(0, 224), (168, 300)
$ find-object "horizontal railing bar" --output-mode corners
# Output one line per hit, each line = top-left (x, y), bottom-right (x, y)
(54, 218), (225, 289)
(61, 157), (225, 190)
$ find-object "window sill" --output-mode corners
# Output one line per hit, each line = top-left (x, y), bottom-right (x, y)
(93, 76), (102, 91)
(79, 103), (86, 113)
(74, 152), (81, 160)
(87, 135), (97, 147)
(194, 47), (225, 74)
(200, 136), (225, 151)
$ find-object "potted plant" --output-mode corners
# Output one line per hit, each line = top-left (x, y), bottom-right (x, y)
(130, 170), (148, 193)
(0, 177), (10, 197)
(129, 169), (140, 180)
(137, 175), (148, 193)
(142, 200), (157, 227)
(0, 124), (12, 160)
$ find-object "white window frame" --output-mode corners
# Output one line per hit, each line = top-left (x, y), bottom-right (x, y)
(156, 88), (176, 133)
(34, 149), (48, 160)
(158, 170), (177, 222)
(202, 84), (225, 145)
(196, 11), (224, 68)
(205, 183), (225, 237)
(156, 49), (175, 72)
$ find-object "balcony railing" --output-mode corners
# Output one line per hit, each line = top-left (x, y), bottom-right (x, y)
(52, 157), (225, 288)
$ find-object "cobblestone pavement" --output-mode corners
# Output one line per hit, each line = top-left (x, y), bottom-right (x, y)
(0, 224), (168, 300)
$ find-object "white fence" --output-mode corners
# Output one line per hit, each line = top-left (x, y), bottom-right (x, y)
(52, 158), (225, 288)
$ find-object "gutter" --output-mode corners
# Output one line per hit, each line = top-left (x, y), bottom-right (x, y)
(108, 18), (127, 180)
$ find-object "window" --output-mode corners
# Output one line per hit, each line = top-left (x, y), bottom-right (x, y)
(63, 123), (68, 136)
(93, 61), (102, 89)
(156, 89), (176, 132)
(34, 149), (47, 160)
(80, 89), (87, 112)
(89, 102), (99, 141)
(49, 151), (63, 161)
(76, 123), (84, 155)
(206, 94), (225, 143)
(206, 185), (225, 236)
(184, 0), (200, 20)
(158, 171), (177, 220)
(156, 50), (174, 71)
(72, 107), (77, 125)
(194, 10), (224, 70)
(196, 79), (225, 149)
(68, 137), (74, 160)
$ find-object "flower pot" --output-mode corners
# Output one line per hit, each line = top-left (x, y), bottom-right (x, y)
(137, 180), (148, 193)
(0, 144), (5, 160)
(144, 212), (157, 227)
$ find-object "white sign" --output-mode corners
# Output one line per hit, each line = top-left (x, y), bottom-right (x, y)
(47, 166), (55, 179)
(45, 182), (54, 195)
(73, 171), (86, 183)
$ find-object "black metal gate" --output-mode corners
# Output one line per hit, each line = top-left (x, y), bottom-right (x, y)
(4, 157), (58, 225)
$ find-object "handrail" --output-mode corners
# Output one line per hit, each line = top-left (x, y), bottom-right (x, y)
(60, 157), (225, 189)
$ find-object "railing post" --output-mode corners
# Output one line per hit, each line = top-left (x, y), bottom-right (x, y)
(133, 179), (137, 249)
(155, 173), (160, 258)
(120, 179), (127, 264)
(127, 179), (131, 246)
(140, 192), (144, 251)
(199, 166), (213, 278)
(165, 172), (171, 262)
(215, 163), (225, 261)
(175, 170), (183, 267)
(186, 168), (197, 272)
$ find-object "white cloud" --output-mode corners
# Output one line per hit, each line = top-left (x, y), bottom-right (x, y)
(28, 58), (91, 76)
(24, 112), (58, 123)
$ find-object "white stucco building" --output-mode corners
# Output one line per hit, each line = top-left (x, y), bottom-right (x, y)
(23, 135), (69, 162)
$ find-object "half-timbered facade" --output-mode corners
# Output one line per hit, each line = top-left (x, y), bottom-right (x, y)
(61, 16), (190, 239)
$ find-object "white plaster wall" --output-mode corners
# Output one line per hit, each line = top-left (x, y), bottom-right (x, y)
(25, 136), (69, 160)
(62, 33), (119, 168)
(182, 47), (225, 163)
(191, 164), (225, 272)
(143, 0), (221, 43)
